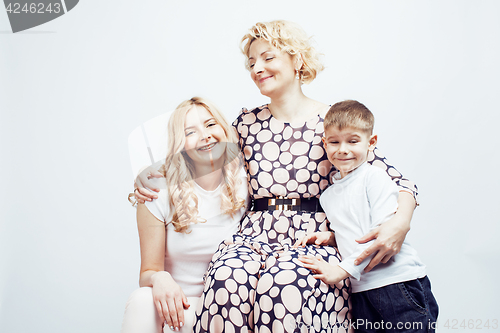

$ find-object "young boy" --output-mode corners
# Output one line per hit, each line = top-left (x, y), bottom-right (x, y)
(297, 100), (438, 332)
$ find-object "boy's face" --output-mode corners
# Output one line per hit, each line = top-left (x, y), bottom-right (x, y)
(322, 126), (377, 178)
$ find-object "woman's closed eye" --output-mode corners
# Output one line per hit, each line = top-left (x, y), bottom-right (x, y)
(249, 57), (273, 68)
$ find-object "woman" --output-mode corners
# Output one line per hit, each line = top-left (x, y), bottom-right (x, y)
(136, 21), (418, 333)
(122, 97), (248, 333)
(195, 21), (418, 333)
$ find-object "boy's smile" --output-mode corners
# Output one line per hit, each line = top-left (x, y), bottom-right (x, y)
(322, 126), (377, 178)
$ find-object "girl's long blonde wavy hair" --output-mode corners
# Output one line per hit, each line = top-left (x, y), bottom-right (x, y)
(160, 97), (246, 233)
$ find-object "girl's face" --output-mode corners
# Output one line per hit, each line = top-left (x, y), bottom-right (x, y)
(248, 39), (299, 99)
(183, 105), (227, 172)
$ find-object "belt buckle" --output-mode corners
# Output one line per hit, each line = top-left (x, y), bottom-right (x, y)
(268, 197), (301, 211)
(268, 197), (276, 210)
(284, 198), (296, 210)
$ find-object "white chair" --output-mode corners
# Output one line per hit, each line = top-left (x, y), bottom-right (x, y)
(128, 112), (200, 333)
(128, 111), (172, 178)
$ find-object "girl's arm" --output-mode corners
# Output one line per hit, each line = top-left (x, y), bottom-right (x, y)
(357, 148), (418, 272)
(137, 204), (189, 331)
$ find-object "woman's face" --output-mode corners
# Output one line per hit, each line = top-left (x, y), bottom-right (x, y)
(183, 105), (227, 171)
(248, 39), (298, 99)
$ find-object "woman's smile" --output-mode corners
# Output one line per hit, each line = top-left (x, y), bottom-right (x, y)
(259, 75), (273, 84)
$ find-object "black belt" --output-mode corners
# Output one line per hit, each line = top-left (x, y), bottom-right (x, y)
(251, 197), (324, 212)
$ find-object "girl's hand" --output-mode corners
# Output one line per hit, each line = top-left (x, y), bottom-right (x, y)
(151, 271), (190, 331)
(298, 255), (350, 286)
(354, 213), (410, 272)
(293, 231), (335, 248)
(134, 165), (163, 203)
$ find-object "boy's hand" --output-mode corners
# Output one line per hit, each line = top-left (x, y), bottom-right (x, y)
(293, 231), (335, 248)
(298, 255), (350, 286)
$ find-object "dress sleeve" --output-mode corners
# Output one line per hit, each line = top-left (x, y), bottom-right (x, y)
(367, 147), (419, 205)
(232, 108), (248, 147)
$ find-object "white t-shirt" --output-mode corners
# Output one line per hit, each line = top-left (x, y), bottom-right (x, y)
(320, 162), (426, 293)
(145, 172), (248, 297)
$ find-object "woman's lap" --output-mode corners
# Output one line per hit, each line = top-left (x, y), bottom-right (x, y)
(195, 237), (263, 332)
(195, 235), (352, 333)
(254, 245), (351, 332)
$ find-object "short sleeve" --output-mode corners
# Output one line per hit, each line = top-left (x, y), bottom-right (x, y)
(367, 147), (419, 205)
(144, 178), (171, 223)
(338, 167), (399, 281)
(232, 107), (249, 146)
(366, 167), (400, 227)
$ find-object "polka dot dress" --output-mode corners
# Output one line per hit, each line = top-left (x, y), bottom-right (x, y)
(194, 105), (418, 333)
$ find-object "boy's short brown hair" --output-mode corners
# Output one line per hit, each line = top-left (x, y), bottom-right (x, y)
(324, 100), (374, 134)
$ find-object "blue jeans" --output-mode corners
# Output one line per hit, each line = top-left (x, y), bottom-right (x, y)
(350, 276), (438, 332)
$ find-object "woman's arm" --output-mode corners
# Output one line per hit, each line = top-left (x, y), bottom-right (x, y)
(357, 148), (418, 272)
(354, 192), (415, 272)
(137, 204), (189, 331)
(367, 147), (418, 202)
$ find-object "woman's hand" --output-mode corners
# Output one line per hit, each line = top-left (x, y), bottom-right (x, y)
(293, 231), (336, 248)
(354, 192), (415, 272)
(134, 165), (163, 203)
(298, 255), (350, 286)
(151, 271), (190, 331)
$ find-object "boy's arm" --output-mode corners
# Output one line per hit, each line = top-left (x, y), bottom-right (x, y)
(354, 193), (414, 271)
(339, 169), (400, 280)
(358, 148), (417, 271)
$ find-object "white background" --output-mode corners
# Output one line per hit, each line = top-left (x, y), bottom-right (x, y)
(1, 1), (499, 332)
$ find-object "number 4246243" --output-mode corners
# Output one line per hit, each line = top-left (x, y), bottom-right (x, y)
(443, 319), (498, 330)
(5, 3), (62, 14)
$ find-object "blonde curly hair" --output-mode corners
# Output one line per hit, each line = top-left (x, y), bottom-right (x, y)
(160, 97), (246, 234)
(241, 20), (324, 84)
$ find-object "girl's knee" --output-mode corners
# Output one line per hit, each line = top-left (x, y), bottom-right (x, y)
(126, 287), (154, 307)
(122, 288), (161, 333)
